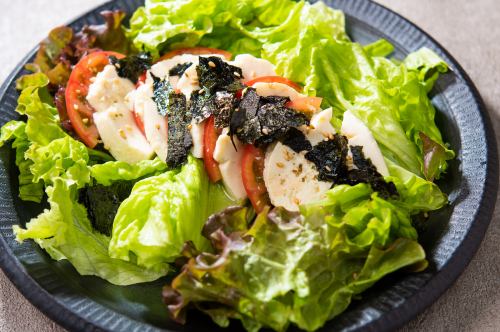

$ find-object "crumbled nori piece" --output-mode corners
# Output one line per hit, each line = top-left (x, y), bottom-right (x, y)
(190, 88), (214, 123)
(166, 92), (191, 168)
(238, 88), (260, 118)
(169, 62), (193, 77)
(197, 56), (244, 93)
(282, 127), (312, 153)
(109, 52), (152, 84)
(346, 146), (399, 199)
(305, 135), (349, 182)
(255, 103), (308, 146)
(152, 74), (174, 117)
(305, 136), (399, 197)
(152, 74), (192, 167)
(79, 181), (134, 236)
(189, 56), (243, 125)
(213, 91), (236, 129)
(230, 88), (308, 147)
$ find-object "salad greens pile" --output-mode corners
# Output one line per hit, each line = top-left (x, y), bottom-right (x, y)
(0, 0), (454, 330)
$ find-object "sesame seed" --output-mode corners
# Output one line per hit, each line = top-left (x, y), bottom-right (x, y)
(293, 197), (301, 205)
(276, 162), (284, 168)
(155, 124), (161, 130)
(262, 127), (270, 135)
(187, 124), (193, 130)
(234, 71), (241, 77)
(325, 165), (331, 171)
(119, 129), (127, 139)
(125, 125), (133, 132)
(82, 118), (89, 124)
(73, 104), (79, 110)
(208, 61), (216, 68)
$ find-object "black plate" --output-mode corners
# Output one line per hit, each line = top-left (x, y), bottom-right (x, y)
(0, 0), (497, 331)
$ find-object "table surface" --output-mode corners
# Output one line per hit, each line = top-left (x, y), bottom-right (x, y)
(0, 0), (499, 331)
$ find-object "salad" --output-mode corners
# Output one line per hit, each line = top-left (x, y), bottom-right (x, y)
(0, 0), (455, 331)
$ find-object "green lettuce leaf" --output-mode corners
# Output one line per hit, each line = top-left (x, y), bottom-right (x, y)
(164, 187), (425, 331)
(90, 158), (167, 186)
(386, 158), (447, 214)
(26, 136), (90, 188)
(0, 121), (44, 202)
(14, 179), (167, 285)
(10, 73), (91, 188)
(109, 156), (238, 271)
(15, 73), (66, 145)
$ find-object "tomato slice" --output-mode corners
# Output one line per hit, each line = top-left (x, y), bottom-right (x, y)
(136, 71), (147, 88)
(246, 76), (302, 92)
(203, 116), (222, 183)
(133, 111), (145, 135)
(286, 96), (323, 114)
(159, 47), (232, 61)
(65, 51), (125, 147)
(241, 145), (270, 213)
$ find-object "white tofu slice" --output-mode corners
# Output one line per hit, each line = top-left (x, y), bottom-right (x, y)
(213, 129), (247, 200)
(87, 65), (135, 113)
(304, 107), (337, 145)
(230, 54), (277, 83)
(190, 120), (205, 158)
(341, 111), (389, 176)
(263, 142), (332, 212)
(133, 82), (169, 162)
(93, 105), (154, 164)
(252, 82), (304, 101)
(149, 54), (200, 88)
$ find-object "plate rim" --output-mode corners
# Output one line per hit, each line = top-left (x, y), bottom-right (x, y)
(0, 0), (497, 331)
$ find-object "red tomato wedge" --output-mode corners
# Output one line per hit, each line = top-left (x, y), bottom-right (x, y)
(65, 51), (125, 148)
(159, 47), (232, 61)
(203, 116), (222, 183)
(286, 96), (323, 114)
(245, 76), (302, 92)
(241, 145), (270, 213)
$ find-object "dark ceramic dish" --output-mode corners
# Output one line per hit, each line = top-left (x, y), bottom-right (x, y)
(0, 0), (497, 331)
